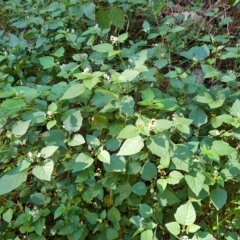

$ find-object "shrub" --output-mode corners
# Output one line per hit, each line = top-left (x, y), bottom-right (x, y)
(0, 0), (240, 239)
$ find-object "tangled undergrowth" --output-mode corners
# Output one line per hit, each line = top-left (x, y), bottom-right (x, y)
(0, 0), (240, 239)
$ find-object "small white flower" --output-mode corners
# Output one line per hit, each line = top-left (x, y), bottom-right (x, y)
(4, 51), (8, 55)
(110, 35), (118, 44)
(60, 64), (66, 70)
(71, 29), (75, 33)
(139, 217), (144, 227)
(83, 67), (90, 74)
(149, 119), (156, 130)
(36, 152), (41, 158)
(94, 24), (99, 29)
(28, 152), (33, 159)
(103, 73), (111, 82)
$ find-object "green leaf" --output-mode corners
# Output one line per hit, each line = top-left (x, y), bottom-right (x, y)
(91, 114), (109, 130)
(96, 8), (110, 29)
(30, 192), (45, 205)
(132, 182), (147, 196)
(92, 43), (113, 52)
(118, 96), (135, 117)
(39, 56), (55, 69)
(97, 149), (110, 164)
(210, 188), (227, 210)
(43, 130), (67, 149)
(0, 168), (28, 195)
(34, 218), (45, 236)
(107, 207), (121, 222)
(147, 135), (169, 158)
(3, 209), (13, 223)
(117, 136), (144, 156)
(60, 84), (86, 100)
(83, 3), (96, 20)
(188, 224), (201, 233)
(106, 228), (118, 240)
(174, 201), (196, 225)
(211, 140), (235, 156)
(165, 222), (181, 236)
(185, 171), (205, 196)
(68, 134), (85, 146)
(32, 160), (54, 181)
(117, 125), (139, 139)
(170, 26), (186, 32)
(53, 46), (65, 58)
(157, 179), (168, 192)
(141, 230), (153, 240)
(141, 161), (157, 181)
(158, 189), (180, 206)
(54, 204), (66, 219)
(103, 154), (126, 172)
(109, 7), (125, 29)
(40, 146), (58, 158)
(120, 69), (140, 82)
(12, 120), (31, 136)
(117, 32), (128, 42)
(201, 64), (219, 78)
(72, 153), (94, 172)
(230, 99), (240, 118)
(1, 99), (26, 117)
(139, 204), (153, 219)
(189, 107), (207, 127)
(85, 212), (98, 224)
(167, 171), (184, 185)
(63, 110), (83, 132)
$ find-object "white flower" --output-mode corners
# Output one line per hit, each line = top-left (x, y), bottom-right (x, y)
(83, 67), (90, 74)
(36, 152), (41, 158)
(60, 64), (66, 70)
(103, 73), (111, 82)
(28, 152), (33, 159)
(71, 29), (75, 33)
(94, 24), (99, 29)
(149, 119), (156, 130)
(110, 35), (118, 44)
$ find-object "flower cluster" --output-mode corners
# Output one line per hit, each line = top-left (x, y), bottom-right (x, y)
(103, 73), (111, 82)
(110, 35), (118, 44)
(83, 67), (90, 74)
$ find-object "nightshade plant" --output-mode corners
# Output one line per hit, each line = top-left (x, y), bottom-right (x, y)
(0, 0), (240, 239)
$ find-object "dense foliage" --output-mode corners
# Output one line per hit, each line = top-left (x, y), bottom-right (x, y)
(0, 0), (240, 239)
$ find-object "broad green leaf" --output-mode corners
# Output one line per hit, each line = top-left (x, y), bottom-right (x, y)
(86, 134), (100, 149)
(155, 119), (173, 131)
(141, 230), (153, 240)
(117, 95), (135, 116)
(63, 110), (83, 132)
(117, 136), (144, 156)
(118, 32), (128, 42)
(54, 204), (66, 219)
(174, 201), (196, 225)
(58, 224), (75, 235)
(165, 222), (180, 236)
(146, 135), (169, 158)
(85, 212), (98, 224)
(192, 231), (216, 240)
(189, 107), (207, 127)
(210, 188), (227, 210)
(34, 218), (45, 236)
(97, 149), (110, 164)
(96, 8), (110, 29)
(158, 189), (180, 206)
(83, 77), (100, 90)
(188, 224), (201, 233)
(109, 7), (125, 29)
(92, 43), (113, 52)
(0, 168), (28, 195)
(157, 179), (168, 192)
(211, 140), (235, 156)
(120, 69), (140, 82)
(53, 46), (65, 57)
(43, 130), (67, 149)
(12, 120), (31, 136)
(32, 160), (54, 181)
(116, 182), (132, 204)
(201, 64), (219, 78)
(103, 154), (126, 172)
(3, 209), (13, 223)
(139, 204), (153, 218)
(40, 146), (58, 158)
(106, 228), (118, 240)
(68, 134), (85, 146)
(91, 114), (109, 130)
(167, 171), (184, 185)
(150, 99), (179, 111)
(180, 45), (209, 60)
(230, 99), (240, 118)
(107, 207), (121, 222)
(117, 125), (139, 139)
(39, 56), (55, 69)
(60, 84), (86, 100)
(1, 99), (26, 117)
(83, 3), (96, 20)
(185, 171), (205, 196)
(30, 192), (45, 205)
(132, 182), (147, 196)
(141, 161), (157, 181)
(72, 153), (94, 172)
(170, 26), (186, 32)
(141, 88), (155, 101)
